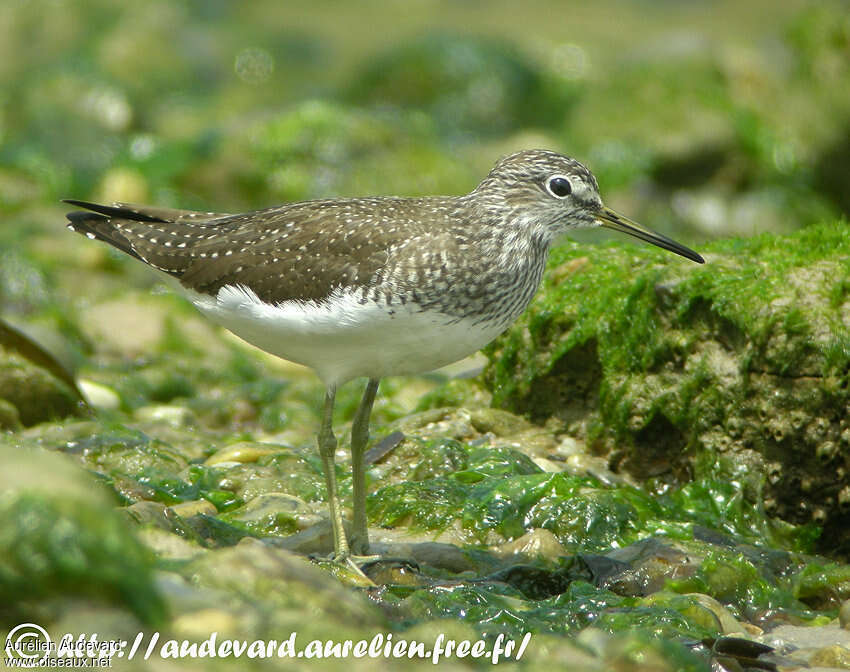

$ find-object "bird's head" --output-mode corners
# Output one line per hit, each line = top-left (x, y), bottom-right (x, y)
(475, 149), (704, 263)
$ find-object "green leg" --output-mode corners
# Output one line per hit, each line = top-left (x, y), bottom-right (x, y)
(317, 385), (350, 560)
(349, 378), (379, 555)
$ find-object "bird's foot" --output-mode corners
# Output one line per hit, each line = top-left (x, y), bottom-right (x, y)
(310, 551), (378, 585)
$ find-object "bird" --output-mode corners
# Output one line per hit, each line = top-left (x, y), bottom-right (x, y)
(64, 149), (704, 566)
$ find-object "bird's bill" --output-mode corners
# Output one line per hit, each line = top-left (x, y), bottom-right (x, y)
(597, 206), (704, 264)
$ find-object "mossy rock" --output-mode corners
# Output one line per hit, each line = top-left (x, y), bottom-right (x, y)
(484, 221), (850, 557)
(0, 348), (80, 426)
(0, 444), (166, 625)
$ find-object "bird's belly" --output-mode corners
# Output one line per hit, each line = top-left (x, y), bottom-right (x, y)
(186, 284), (506, 385)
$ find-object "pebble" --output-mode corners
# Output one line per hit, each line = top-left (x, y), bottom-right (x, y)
(135, 404), (194, 426)
(78, 379), (121, 411)
(494, 528), (566, 560)
(170, 499), (217, 518)
(205, 441), (282, 466)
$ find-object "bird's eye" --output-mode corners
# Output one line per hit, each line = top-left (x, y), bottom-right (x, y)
(546, 176), (572, 198)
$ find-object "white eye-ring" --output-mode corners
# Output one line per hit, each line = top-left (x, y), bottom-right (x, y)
(545, 175), (572, 199)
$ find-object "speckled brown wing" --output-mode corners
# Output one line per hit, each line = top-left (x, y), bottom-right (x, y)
(63, 199), (409, 305)
(178, 200), (403, 304)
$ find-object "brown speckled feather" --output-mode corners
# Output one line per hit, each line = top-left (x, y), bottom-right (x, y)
(64, 198), (459, 304)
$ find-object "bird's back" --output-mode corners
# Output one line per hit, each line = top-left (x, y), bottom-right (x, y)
(65, 197), (464, 305)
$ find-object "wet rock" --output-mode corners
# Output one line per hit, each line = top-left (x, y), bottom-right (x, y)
(202, 449), (324, 503)
(603, 537), (699, 596)
(0, 348), (80, 426)
(223, 492), (319, 537)
(765, 623), (850, 650)
(266, 518), (340, 556)
(372, 435), (470, 485)
(205, 441), (283, 466)
(467, 407), (534, 436)
(678, 593), (747, 636)
(169, 498), (217, 518)
(762, 623), (850, 669)
(187, 538), (384, 632)
(124, 499), (172, 525)
(390, 406), (478, 439)
(371, 535), (475, 574)
(123, 500), (208, 547)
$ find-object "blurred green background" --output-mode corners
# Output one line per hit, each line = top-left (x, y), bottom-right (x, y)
(2, 3), (850, 666)
(2, 0), (848, 240)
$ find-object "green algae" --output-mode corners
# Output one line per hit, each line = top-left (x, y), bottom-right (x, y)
(791, 562), (850, 610)
(367, 438), (818, 559)
(404, 579), (719, 643)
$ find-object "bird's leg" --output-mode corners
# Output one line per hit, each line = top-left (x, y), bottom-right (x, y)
(349, 378), (379, 556)
(317, 385), (350, 561)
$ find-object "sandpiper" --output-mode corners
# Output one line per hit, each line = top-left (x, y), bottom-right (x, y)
(64, 149), (703, 564)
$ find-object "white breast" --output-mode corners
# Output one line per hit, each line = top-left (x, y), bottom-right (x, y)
(186, 284), (506, 386)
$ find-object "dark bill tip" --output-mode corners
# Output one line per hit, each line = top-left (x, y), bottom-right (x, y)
(597, 207), (704, 264)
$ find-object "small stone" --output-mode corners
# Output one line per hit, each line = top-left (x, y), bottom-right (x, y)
(205, 441), (281, 466)
(269, 518), (340, 555)
(237, 492), (311, 517)
(170, 499), (217, 518)
(494, 528), (566, 561)
(124, 500), (170, 525)
(468, 407), (533, 436)
(78, 379), (121, 411)
(227, 493), (319, 535)
(135, 404), (194, 426)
